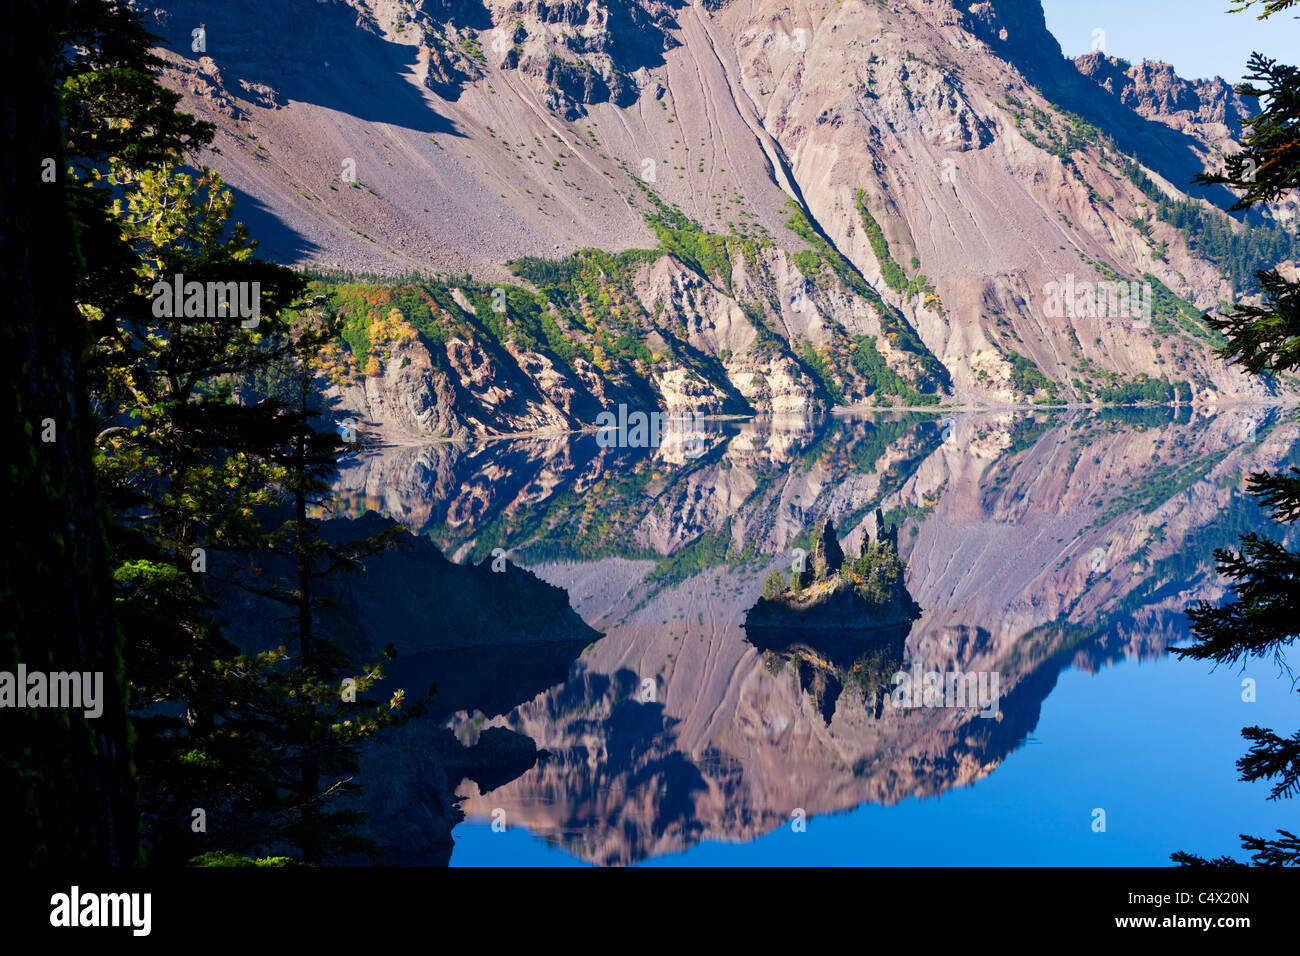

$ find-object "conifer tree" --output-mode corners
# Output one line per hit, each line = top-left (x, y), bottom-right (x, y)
(1176, 0), (1300, 867)
(42, 0), (419, 864)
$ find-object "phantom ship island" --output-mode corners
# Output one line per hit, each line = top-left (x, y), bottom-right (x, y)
(743, 511), (922, 722)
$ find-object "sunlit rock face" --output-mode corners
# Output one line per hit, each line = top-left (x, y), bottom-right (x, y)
(149, 0), (1287, 425)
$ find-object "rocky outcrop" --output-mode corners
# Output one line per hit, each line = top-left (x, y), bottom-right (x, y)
(808, 517), (844, 582)
(748, 514), (920, 637)
(313, 243), (946, 440)
(745, 579), (916, 640)
(1074, 53), (1255, 142)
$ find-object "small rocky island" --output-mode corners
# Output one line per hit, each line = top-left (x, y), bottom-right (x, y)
(747, 510), (921, 639)
(743, 511), (921, 722)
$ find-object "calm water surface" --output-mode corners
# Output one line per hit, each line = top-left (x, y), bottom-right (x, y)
(338, 407), (1300, 865)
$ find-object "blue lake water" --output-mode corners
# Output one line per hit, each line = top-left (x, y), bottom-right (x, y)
(344, 408), (1300, 866)
(451, 653), (1297, 865)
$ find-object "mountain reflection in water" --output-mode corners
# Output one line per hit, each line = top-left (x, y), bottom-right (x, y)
(336, 406), (1300, 865)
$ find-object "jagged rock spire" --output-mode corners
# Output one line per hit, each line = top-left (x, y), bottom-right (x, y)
(811, 518), (844, 580)
(870, 508), (898, 551)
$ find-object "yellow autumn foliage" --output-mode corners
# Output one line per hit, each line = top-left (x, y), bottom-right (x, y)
(368, 307), (418, 347)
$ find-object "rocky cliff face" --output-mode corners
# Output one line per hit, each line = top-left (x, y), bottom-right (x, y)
(1073, 53), (1255, 145)
(312, 243), (948, 440)
(145, 0), (1294, 423)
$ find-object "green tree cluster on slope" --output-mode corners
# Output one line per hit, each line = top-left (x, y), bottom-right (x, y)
(1174, 0), (1300, 868)
(848, 538), (905, 608)
(1118, 156), (1297, 294)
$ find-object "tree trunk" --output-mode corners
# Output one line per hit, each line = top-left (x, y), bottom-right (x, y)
(295, 376), (321, 863)
(0, 0), (138, 865)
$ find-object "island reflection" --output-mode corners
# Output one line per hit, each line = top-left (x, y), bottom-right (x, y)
(336, 406), (1298, 864)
